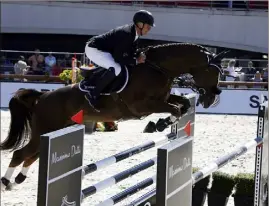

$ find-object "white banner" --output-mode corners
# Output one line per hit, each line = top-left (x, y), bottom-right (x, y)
(0, 82), (266, 115)
(171, 88), (267, 115)
(0, 82), (65, 108)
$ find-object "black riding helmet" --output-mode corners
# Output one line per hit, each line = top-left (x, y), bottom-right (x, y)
(133, 10), (155, 27)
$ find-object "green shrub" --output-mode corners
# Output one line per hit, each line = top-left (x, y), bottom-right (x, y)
(234, 173), (255, 196)
(210, 171), (235, 196)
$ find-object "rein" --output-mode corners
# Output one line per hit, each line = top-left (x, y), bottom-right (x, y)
(144, 59), (172, 78)
(143, 52), (214, 108)
(140, 44), (224, 107)
(144, 57), (206, 95)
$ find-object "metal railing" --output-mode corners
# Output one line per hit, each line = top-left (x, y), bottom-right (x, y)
(68, 1), (268, 11)
(0, 49), (268, 89)
(0, 50), (91, 75)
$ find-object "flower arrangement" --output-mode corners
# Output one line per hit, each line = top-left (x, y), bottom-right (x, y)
(59, 69), (83, 83)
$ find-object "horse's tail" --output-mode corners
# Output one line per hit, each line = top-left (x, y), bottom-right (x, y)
(0, 89), (44, 151)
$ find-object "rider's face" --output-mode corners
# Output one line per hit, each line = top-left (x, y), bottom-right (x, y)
(136, 23), (151, 35)
(141, 24), (151, 35)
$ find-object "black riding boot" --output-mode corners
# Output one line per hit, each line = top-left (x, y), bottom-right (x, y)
(85, 67), (116, 111)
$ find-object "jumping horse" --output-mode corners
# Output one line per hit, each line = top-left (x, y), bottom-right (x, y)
(0, 43), (227, 189)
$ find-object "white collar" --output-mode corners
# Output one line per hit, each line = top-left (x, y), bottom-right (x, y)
(135, 29), (139, 41)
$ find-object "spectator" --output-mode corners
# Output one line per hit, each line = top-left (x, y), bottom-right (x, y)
(224, 59), (238, 88)
(45, 51), (56, 75)
(244, 61), (257, 81)
(51, 60), (63, 76)
(61, 53), (72, 68)
(251, 71), (263, 88)
(28, 49), (45, 75)
(14, 56), (29, 80)
(224, 59), (238, 77)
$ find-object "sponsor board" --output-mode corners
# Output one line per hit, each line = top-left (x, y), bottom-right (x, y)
(0, 82), (65, 108)
(0, 82), (266, 115)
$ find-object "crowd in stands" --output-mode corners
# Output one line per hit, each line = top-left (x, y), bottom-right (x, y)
(0, 49), (74, 77)
(0, 49), (268, 89)
(221, 59), (268, 89)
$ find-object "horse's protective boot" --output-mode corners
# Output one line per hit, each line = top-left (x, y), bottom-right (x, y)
(85, 67), (116, 111)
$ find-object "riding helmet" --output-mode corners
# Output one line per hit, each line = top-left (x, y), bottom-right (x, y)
(133, 10), (155, 27)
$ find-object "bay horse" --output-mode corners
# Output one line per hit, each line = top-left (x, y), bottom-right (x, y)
(0, 43), (226, 189)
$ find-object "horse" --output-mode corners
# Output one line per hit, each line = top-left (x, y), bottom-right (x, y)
(0, 42), (226, 190)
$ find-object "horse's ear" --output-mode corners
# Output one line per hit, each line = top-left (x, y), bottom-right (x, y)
(209, 50), (230, 65)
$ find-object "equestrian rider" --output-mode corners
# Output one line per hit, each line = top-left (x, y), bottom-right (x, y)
(84, 10), (155, 109)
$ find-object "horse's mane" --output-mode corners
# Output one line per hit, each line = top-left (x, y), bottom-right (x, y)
(138, 42), (224, 74)
(140, 42), (214, 56)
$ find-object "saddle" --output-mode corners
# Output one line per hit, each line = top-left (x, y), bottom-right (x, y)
(78, 65), (130, 96)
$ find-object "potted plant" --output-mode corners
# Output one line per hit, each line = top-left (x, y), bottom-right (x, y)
(207, 171), (235, 206)
(59, 68), (83, 85)
(192, 167), (210, 206)
(233, 173), (255, 206)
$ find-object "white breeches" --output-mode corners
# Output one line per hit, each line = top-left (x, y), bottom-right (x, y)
(85, 45), (122, 76)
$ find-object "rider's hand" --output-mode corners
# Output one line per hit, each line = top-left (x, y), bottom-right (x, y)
(136, 53), (146, 64)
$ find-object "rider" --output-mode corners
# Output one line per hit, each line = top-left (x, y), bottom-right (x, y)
(84, 10), (155, 109)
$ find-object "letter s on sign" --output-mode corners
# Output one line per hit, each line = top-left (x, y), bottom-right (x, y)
(144, 203), (151, 206)
(249, 95), (259, 108)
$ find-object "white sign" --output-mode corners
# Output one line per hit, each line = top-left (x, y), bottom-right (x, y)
(0, 82), (266, 115)
(0, 82), (65, 108)
(171, 88), (267, 115)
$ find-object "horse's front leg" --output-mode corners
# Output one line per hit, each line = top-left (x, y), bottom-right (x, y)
(143, 95), (192, 133)
(167, 94), (191, 116)
(135, 100), (182, 133)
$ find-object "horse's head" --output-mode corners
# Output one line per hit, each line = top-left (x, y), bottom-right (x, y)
(189, 50), (230, 108)
(143, 43), (228, 108)
(191, 63), (223, 108)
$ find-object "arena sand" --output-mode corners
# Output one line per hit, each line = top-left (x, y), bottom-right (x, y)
(0, 110), (257, 206)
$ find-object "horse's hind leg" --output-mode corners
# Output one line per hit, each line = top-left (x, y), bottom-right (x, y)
(1, 143), (37, 190)
(14, 152), (39, 184)
(1, 148), (28, 190)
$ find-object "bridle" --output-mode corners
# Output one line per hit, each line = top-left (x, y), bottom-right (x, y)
(142, 49), (223, 107)
(144, 58), (211, 96)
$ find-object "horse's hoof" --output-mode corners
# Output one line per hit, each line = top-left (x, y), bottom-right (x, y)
(15, 172), (27, 184)
(143, 121), (157, 133)
(156, 119), (168, 132)
(1, 177), (12, 190)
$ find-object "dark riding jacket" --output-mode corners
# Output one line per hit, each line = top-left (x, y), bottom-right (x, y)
(87, 24), (139, 66)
